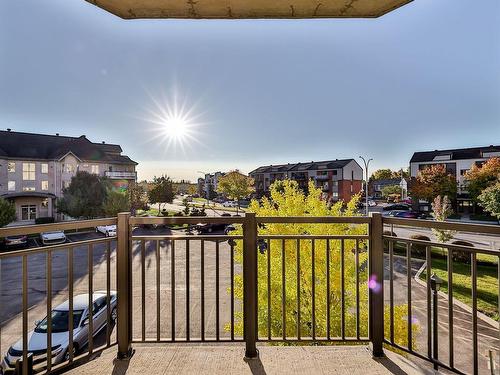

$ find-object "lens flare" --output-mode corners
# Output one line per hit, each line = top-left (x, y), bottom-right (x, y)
(142, 88), (205, 154)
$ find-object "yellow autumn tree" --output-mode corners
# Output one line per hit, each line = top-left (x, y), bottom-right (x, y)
(228, 179), (417, 349)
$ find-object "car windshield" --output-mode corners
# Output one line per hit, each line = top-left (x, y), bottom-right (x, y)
(35, 310), (83, 333)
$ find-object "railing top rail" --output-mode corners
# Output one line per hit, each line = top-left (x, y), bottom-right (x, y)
(383, 217), (500, 235)
(384, 235), (500, 256)
(0, 236), (114, 259)
(0, 217), (117, 237)
(255, 216), (371, 224)
(129, 216), (247, 225)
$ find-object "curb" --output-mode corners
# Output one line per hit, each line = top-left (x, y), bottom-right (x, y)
(413, 263), (497, 328)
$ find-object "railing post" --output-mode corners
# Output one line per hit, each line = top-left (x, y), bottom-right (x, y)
(243, 212), (258, 358)
(117, 212), (133, 359)
(369, 212), (384, 357)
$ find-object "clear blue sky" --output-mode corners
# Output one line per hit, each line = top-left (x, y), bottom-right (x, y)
(1, 0), (499, 182)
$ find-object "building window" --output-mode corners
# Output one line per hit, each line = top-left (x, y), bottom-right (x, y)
(22, 163), (35, 180)
(23, 186), (36, 192)
(21, 205), (37, 221)
(41, 180), (49, 191)
(7, 162), (15, 173)
(91, 165), (99, 174)
(41, 163), (49, 174)
(351, 171), (354, 180)
(332, 170), (338, 176)
(332, 192), (339, 199)
(460, 169), (469, 176)
(8, 181), (15, 191)
(332, 181), (338, 187)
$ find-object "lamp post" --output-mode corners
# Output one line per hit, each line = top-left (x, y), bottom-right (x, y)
(197, 171), (210, 206)
(430, 272), (443, 370)
(358, 156), (373, 216)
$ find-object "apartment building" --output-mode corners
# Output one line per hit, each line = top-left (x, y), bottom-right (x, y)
(249, 159), (363, 202)
(0, 130), (137, 223)
(197, 171), (225, 198)
(409, 145), (500, 212)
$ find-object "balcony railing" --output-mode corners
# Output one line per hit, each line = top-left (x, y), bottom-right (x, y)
(104, 171), (137, 180)
(0, 214), (499, 374)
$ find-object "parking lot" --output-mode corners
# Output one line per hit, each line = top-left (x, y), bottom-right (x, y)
(0, 226), (241, 367)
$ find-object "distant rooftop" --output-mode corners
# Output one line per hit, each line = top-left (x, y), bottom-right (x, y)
(250, 159), (355, 175)
(0, 129), (137, 165)
(410, 145), (500, 163)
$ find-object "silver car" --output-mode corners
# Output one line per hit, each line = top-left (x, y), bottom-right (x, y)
(1, 292), (117, 373)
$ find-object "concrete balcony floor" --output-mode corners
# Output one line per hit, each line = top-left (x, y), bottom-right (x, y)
(67, 344), (429, 375)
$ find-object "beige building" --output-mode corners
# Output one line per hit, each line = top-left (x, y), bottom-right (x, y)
(0, 130), (137, 223)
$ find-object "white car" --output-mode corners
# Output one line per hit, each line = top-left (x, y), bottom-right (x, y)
(96, 225), (117, 237)
(222, 201), (237, 208)
(1, 292), (117, 373)
(40, 231), (66, 246)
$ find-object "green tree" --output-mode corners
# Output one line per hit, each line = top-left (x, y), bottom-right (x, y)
(381, 185), (401, 198)
(228, 180), (416, 348)
(464, 157), (500, 202)
(103, 190), (131, 217)
(478, 181), (500, 220)
(57, 171), (109, 219)
(410, 164), (457, 203)
(147, 175), (175, 215)
(129, 182), (148, 215)
(370, 168), (408, 181)
(217, 170), (254, 213)
(0, 198), (16, 227)
(370, 169), (393, 181)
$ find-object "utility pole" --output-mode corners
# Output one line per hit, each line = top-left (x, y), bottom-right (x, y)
(359, 156), (373, 216)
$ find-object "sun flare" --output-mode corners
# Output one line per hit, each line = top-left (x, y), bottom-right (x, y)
(143, 89), (205, 153)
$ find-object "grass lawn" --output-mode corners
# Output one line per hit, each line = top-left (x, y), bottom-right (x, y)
(390, 243), (499, 320)
(420, 257), (499, 321)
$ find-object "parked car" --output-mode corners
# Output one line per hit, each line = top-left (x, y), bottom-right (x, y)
(222, 201), (237, 208)
(40, 231), (66, 246)
(96, 225), (117, 237)
(1, 292), (117, 373)
(383, 210), (407, 217)
(394, 211), (428, 219)
(3, 235), (28, 249)
(195, 223), (228, 234)
(383, 203), (410, 211)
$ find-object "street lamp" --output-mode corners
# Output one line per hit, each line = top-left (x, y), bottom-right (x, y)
(358, 156), (373, 216)
(197, 170), (210, 206)
(430, 273), (443, 370)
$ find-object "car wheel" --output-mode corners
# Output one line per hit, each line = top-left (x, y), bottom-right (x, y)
(111, 307), (117, 321)
(64, 344), (78, 362)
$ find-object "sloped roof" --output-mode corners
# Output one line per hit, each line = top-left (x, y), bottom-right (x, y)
(249, 159), (355, 175)
(0, 130), (137, 165)
(410, 145), (500, 163)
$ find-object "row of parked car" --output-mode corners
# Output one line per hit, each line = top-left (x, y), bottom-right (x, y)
(1, 225), (116, 251)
